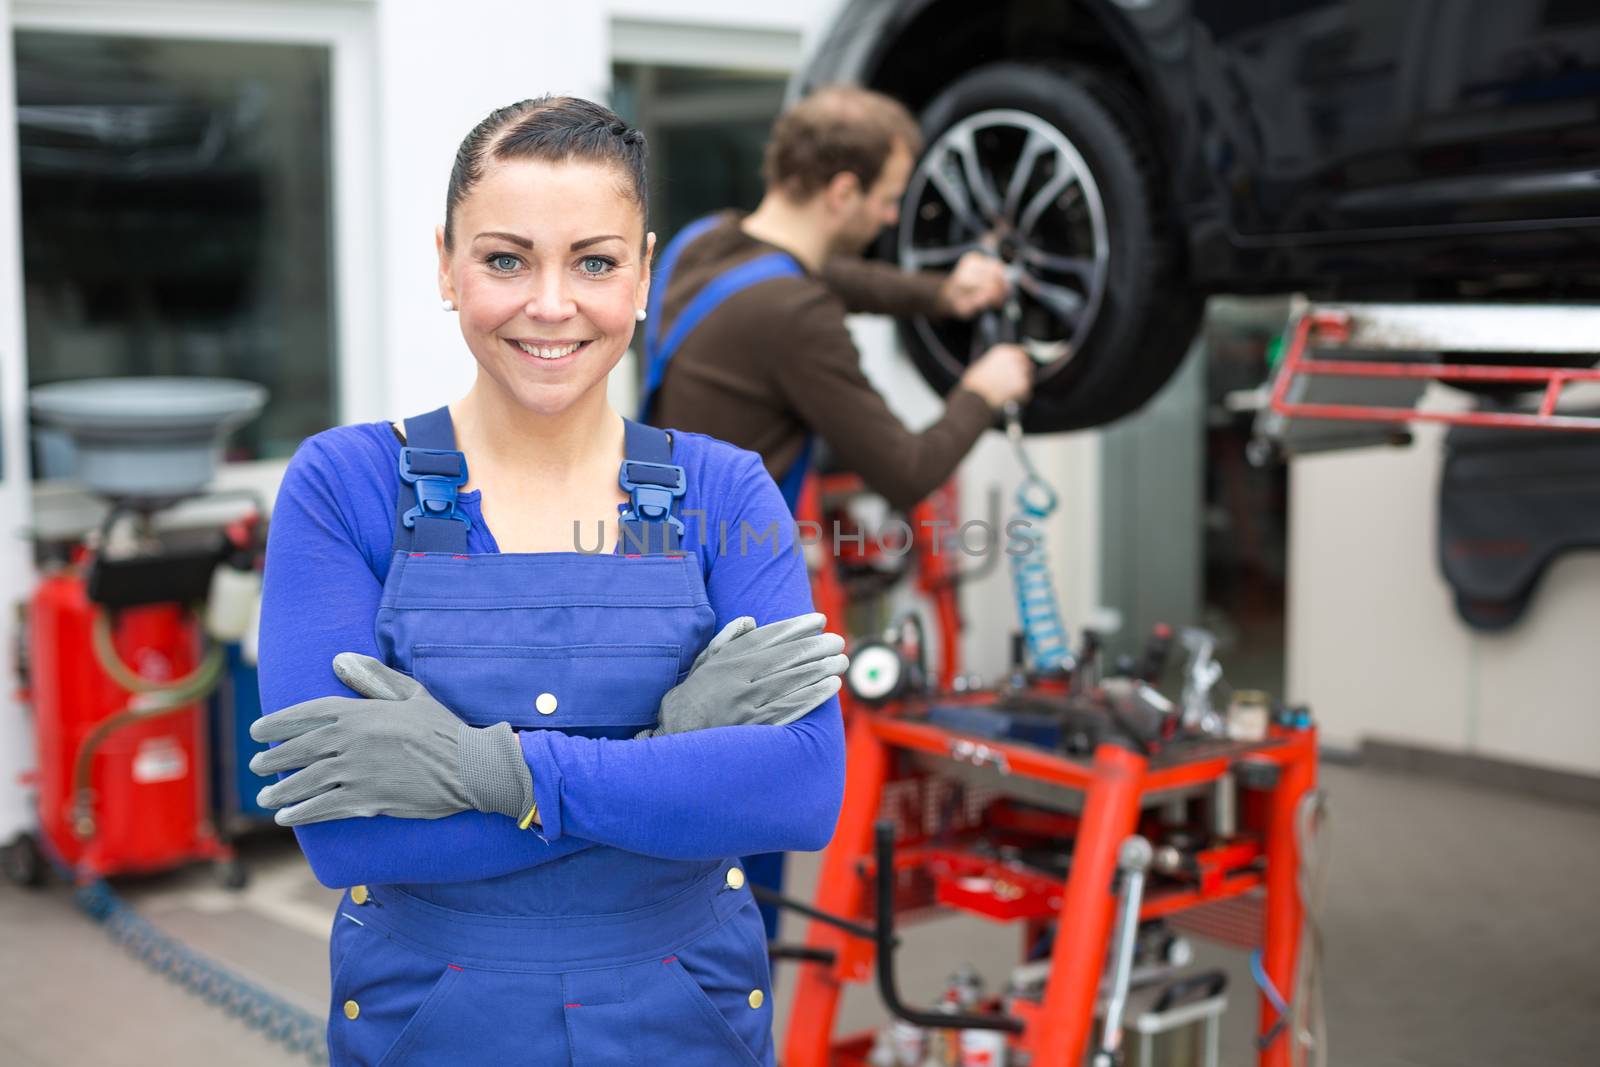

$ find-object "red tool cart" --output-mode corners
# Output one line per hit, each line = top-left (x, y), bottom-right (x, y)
(779, 684), (1317, 1067)
(788, 437), (1315, 1066)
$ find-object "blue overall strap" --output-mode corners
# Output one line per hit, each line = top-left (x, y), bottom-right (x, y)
(643, 214), (723, 362)
(775, 434), (815, 514)
(392, 405), (471, 554)
(638, 226), (805, 424)
(617, 419), (686, 556)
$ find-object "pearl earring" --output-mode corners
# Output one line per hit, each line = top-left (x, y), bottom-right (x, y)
(635, 307), (648, 322)
(441, 299), (455, 312)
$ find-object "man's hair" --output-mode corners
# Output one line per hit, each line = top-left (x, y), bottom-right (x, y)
(444, 95), (648, 251)
(762, 85), (922, 201)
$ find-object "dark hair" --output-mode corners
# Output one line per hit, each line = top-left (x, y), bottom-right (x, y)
(443, 95), (648, 251)
(763, 85), (922, 201)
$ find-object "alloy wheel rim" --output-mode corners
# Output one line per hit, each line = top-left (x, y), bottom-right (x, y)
(898, 108), (1110, 385)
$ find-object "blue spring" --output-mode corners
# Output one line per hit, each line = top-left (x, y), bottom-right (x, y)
(75, 879), (328, 1062)
(1009, 486), (1074, 672)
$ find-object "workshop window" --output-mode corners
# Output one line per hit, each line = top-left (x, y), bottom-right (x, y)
(611, 64), (787, 242)
(14, 31), (335, 466)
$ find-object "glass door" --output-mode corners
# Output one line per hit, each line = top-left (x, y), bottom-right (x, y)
(15, 30), (335, 463)
(9, 0), (378, 470)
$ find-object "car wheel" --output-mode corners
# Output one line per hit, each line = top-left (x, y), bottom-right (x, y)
(896, 63), (1202, 431)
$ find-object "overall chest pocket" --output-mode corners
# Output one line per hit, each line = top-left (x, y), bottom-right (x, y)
(412, 644), (681, 734)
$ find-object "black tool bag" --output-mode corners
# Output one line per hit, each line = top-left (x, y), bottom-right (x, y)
(1437, 419), (1600, 630)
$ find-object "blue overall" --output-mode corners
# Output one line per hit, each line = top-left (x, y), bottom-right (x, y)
(640, 214), (812, 515)
(640, 216), (810, 938)
(326, 407), (776, 1066)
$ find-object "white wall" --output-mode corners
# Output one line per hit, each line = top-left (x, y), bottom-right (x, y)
(1288, 412), (1600, 777)
(373, 0), (609, 421)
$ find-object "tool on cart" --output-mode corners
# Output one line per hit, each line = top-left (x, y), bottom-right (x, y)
(1077, 626), (1106, 690)
(1094, 835), (1154, 1067)
(846, 614), (928, 708)
(1136, 624), (1173, 685)
(1178, 629), (1226, 737)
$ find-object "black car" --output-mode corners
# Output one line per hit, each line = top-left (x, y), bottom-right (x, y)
(796, 0), (1600, 431)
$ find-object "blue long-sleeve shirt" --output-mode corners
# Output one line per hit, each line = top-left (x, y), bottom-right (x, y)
(257, 420), (844, 889)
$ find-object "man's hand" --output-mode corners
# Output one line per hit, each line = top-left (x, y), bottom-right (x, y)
(937, 252), (1010, 319)
(959, 343), (1034, 410)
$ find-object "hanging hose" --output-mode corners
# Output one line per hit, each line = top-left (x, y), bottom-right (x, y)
(75, 878), (327, 1063)
(1004, 407), (1074, 672)
(976, 301), (1074, 675)
(91, 604), (224, 695)
(72, 606), (226, 838)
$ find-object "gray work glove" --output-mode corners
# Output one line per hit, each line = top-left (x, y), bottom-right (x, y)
(248, 653), (533, 827)
(640, 612), (848, 738)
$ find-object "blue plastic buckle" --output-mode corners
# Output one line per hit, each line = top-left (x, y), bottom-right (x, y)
(619, 459), (687, 537)
(399, 447), (471, 530)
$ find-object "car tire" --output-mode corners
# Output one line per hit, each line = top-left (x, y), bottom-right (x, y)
(895, 62), (1202, 432)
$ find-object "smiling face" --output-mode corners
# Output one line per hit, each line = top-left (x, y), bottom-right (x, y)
(437, 157), (652, 418)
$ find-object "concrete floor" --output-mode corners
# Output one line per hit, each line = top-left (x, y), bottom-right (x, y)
(2, 761), (1597, 1066)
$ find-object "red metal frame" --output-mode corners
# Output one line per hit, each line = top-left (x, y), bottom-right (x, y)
(1269, 307), (1600, 431)
(798, 473), (966, 696)
(782, 704), (1317, 1067)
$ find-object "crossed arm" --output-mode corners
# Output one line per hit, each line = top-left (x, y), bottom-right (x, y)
(256, 445), (844, 889)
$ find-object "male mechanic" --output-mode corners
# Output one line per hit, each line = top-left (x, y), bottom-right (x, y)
(641, 86), (1033, 936)
(641, 84), (1033, 513)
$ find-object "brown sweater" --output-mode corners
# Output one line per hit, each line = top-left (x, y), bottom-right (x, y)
(646, 214), (995, 511)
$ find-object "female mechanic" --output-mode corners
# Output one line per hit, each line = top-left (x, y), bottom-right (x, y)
(250, 96), (847, 1066)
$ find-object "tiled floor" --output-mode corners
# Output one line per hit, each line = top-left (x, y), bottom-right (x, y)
(2, 761), (1597, 1065)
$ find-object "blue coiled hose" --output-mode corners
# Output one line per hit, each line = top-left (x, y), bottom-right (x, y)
(1004, 405), (1074, 673)
(75, 878), (327, 1062)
